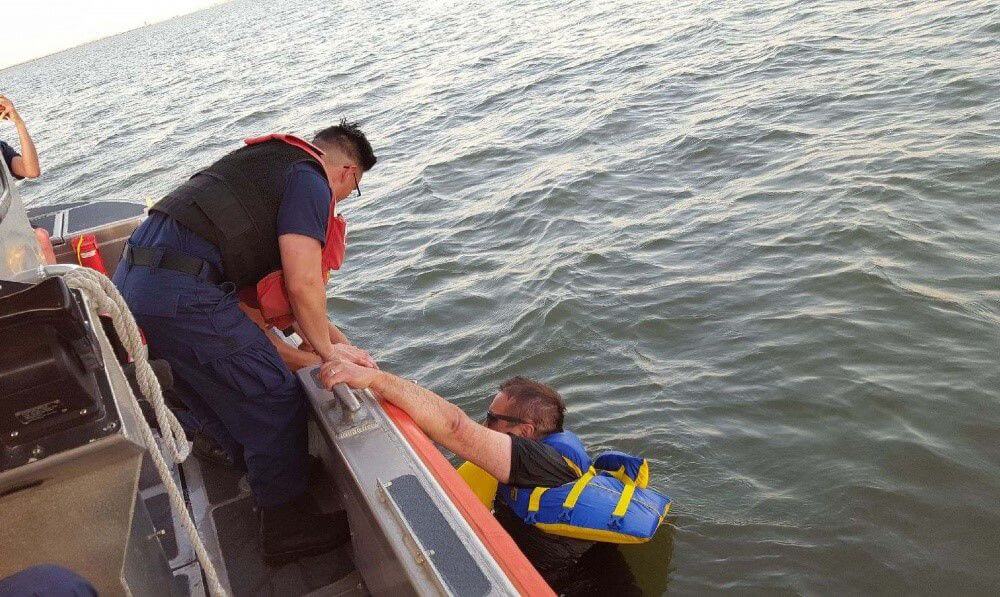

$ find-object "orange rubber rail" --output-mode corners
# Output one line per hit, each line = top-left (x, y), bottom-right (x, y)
(381, 399), (555, 596)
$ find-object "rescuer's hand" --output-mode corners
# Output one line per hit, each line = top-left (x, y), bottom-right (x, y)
(328, 343), (378, 369)
(318, 358), (379, 390)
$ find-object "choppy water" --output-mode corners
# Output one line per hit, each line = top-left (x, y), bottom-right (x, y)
(3, 0), (999, 593)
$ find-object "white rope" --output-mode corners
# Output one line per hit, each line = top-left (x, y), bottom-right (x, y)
(60, 266), (227, 597)
(62, 268), (189, 462)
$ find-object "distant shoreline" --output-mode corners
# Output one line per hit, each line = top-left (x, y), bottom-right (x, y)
(0, 0), (231, 73)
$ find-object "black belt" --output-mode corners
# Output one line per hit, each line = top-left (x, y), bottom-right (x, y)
(122, 243), (223, 284)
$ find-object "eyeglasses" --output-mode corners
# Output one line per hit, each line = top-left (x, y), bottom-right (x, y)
(485, 410), (528, 426)
(352, 171), (361, 197)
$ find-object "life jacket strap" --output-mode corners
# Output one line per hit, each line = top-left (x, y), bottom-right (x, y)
(612, 482), (637, 519)
(525, 487), (547, 524)
(660, 501), (672, 521)
(562, 469), (596, 511)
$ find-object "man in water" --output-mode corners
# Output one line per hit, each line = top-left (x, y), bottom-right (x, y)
(0, 95), (41, 179)
(317, 363), (641, 593)
(113, 120), (377, 565)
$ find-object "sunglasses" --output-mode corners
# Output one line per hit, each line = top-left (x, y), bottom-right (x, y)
(352, 171), (361, 197)
(485, 410), (528, 426)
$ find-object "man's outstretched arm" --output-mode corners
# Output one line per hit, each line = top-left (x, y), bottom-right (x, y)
(319, 361), (513, 483)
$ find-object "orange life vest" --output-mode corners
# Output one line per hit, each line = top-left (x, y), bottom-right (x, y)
(237, 134), (346, 329)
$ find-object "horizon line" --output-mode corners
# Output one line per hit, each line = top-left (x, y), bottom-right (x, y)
(0, 0), (231, 73)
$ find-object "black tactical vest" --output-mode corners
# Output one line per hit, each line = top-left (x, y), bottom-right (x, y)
(150, 141), (324, 289)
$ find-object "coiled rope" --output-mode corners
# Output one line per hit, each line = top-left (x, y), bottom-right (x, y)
(58, 266), (227, 597)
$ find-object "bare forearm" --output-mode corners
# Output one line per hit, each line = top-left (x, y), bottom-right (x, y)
(371, 372), (464, 445)
(14, 120), (39, 178)
(288, 281), (335, 361)
(271, 334), (322, 370)
(369, 371), (512, 481)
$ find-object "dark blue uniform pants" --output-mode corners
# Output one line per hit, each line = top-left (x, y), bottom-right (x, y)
(112, 256), (308, 509)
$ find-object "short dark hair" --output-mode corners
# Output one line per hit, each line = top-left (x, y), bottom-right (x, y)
(500, 376), (566, 435)
(313, 118), (377, 171)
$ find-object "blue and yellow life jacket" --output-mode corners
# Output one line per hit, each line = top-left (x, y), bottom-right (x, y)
(457, 430), (672, 544)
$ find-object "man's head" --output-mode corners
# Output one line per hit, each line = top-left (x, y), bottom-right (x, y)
(485, 376), (566, 440)
(312, 119), (377, 202)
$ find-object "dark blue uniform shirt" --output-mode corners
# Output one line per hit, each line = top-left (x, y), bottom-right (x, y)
(1, 140), (22, 179)
(277, 161), (332, 247)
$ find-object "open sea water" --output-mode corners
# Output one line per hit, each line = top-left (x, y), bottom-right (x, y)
(2, 0), (998, 593)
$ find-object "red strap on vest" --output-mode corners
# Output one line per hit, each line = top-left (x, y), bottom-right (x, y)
(245, 133), (326, 166)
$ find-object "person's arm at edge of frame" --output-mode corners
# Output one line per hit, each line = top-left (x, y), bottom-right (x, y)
(319, 361), (514, 483)
(0, 96), (40, 178)
(11, 116), (40, 179)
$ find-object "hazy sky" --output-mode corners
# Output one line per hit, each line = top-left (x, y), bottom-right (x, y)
(2, 0), (223, 69)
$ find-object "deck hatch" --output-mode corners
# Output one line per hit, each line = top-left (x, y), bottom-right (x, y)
(63, 201), (145, 235)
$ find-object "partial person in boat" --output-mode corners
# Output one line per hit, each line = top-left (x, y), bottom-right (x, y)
(318, 364), (657, 594)
(0, 95), (41, 179)
(112, 120), (377, 565)
(0, 564), (97, 596)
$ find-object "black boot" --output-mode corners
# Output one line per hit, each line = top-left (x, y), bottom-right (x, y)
(191, 431), (246, 472)
(259, 493), (351, 566)
(193, 431), (326, 479)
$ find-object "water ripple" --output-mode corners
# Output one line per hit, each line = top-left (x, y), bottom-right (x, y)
(2, 0), (998, 592)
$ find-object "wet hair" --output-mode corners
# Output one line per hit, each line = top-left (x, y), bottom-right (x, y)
(313, 118), (377, 171)
(500, 376), (566, 435)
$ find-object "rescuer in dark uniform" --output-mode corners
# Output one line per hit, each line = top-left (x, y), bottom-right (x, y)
(113, 120), (377, 564)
